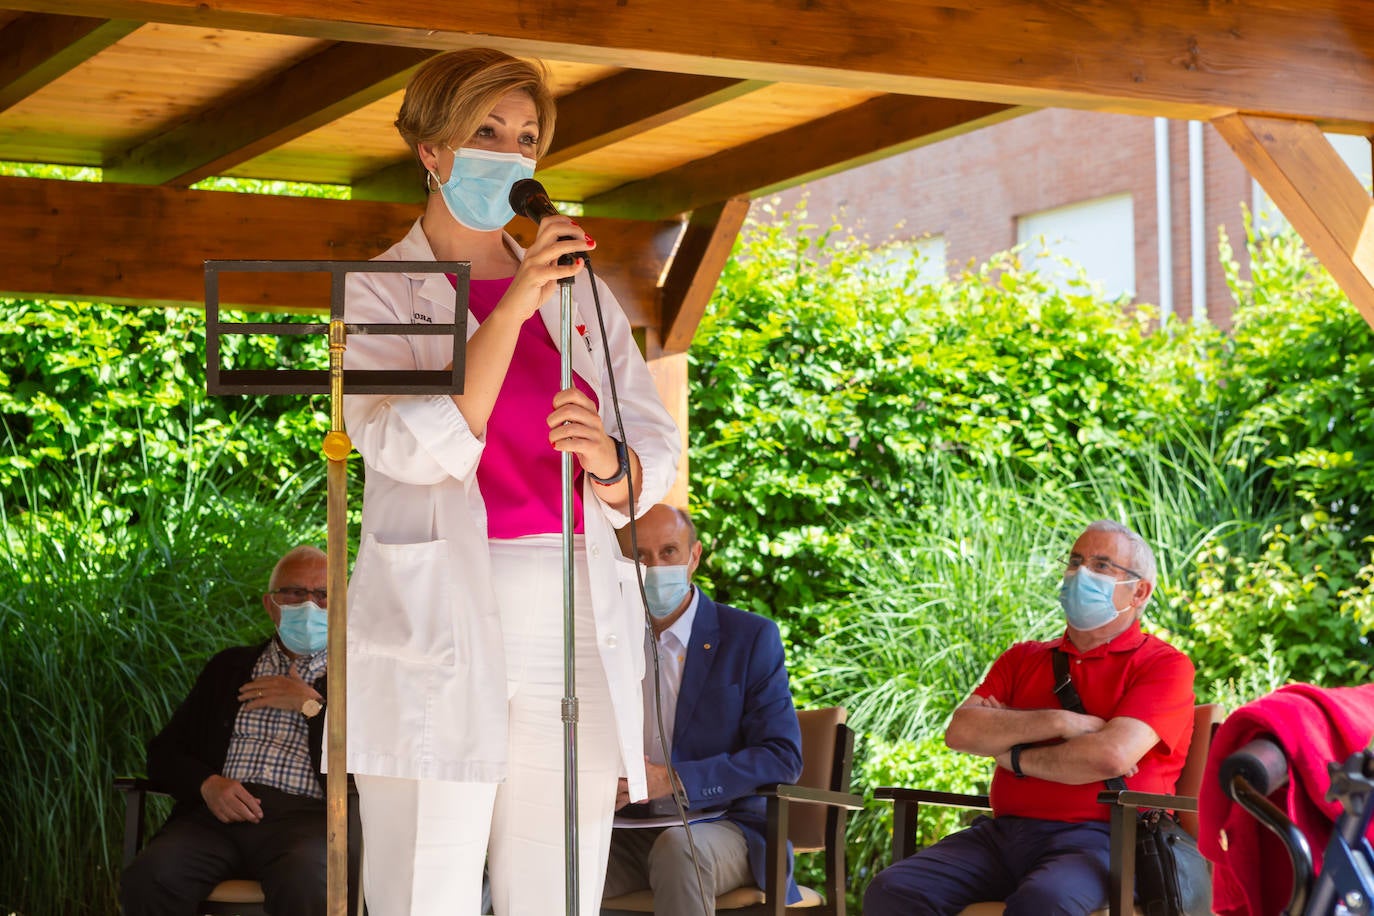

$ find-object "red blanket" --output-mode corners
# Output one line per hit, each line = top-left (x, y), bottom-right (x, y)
(1198, 682), (1374, 916)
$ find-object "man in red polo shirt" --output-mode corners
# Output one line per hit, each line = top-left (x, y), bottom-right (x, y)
(864, 520), (1196, 916)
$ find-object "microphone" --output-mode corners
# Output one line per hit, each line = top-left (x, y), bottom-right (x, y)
(509, 178), (589, 262)
(509, 178), (561, 224)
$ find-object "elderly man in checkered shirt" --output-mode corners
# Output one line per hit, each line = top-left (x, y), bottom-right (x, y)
(121, 544), (358, 916)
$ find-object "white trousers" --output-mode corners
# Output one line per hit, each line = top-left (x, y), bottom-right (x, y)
(356, 540), (624, 915)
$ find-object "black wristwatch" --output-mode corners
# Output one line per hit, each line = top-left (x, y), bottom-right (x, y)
(1010, 743), (1030, 778)
(588, 437), (629, 486)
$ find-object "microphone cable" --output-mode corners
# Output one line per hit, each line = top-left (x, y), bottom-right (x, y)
(582, 258), (713, 916)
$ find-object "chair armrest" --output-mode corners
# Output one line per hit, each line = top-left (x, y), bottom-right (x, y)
(1096, 790), (1200, 916)
(116, 775), (162, 870)
(757, 783), (865, 810)
(115, 776), (159, 795)
(874, 787), (992, 809)
(1096, 789), (1199, 814)
(757, 782), (864, 913)
(872, 787), (992, 863)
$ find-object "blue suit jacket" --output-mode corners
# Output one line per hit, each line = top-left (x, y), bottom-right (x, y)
(667, 590), (804, 904)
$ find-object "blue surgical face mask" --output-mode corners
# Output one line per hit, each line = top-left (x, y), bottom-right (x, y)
(643, 565), (692, 619)
(431, 147), (536, 231)
(276, 601), (328, 655)
(1059, 566), (1136, 631)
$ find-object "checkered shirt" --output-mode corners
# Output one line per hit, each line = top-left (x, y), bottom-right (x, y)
(222, 640), (327, 800)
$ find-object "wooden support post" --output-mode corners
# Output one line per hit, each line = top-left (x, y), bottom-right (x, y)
(659, 197), (751, 355)
(1213, 114), (1374, 330)
(644, 335), (689, 509)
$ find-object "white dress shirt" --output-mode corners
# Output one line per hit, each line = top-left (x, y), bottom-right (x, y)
(641, 587), (701, 765)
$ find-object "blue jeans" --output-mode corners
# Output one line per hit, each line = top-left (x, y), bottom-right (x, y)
(864, 815), (1113, 916)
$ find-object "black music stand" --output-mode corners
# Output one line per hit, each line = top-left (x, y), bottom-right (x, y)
(205, 258), (468, 916)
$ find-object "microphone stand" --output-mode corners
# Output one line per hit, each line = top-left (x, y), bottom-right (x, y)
(558, 263), (581, 916)
(509, 180), (590, 916)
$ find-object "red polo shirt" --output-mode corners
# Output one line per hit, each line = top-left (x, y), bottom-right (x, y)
(974, 620), (1195, 823)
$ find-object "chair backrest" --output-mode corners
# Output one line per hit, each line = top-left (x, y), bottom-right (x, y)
(789, 706), (851, 852)
(1176, 703), (1225, 838)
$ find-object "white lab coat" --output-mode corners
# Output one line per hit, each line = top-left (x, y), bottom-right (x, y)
(339, 219), (680, 802)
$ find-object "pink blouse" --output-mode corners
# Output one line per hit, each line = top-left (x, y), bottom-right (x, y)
(460, 276), (598, 538)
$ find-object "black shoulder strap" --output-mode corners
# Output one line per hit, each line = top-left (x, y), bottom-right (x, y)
(1051, 649), (1127, 792)
(1051, 649), (1086, 713)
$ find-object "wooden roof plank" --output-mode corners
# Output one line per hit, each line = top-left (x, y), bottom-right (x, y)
(659, 196), (750, 354)
(585, 95), (1024, 220)
(541, 70), (770, 168)
(351, 70), (771, 202)
(7, 0), (1374, 123)
(1214, 114), (1374, 330)
(0, 13), (138, 113)
(103, 41), (434, 186)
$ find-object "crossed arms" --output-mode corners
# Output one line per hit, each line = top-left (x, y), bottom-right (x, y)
(944, 694), (1161, 785)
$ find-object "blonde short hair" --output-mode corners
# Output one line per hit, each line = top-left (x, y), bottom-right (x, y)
(396, 48), (556, 190)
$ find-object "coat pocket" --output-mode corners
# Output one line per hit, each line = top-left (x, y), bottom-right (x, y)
(349, 534), (456, 666)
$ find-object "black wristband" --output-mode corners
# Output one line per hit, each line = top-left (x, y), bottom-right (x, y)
(588, 437), (629, 486)
(1010, 743), (1030, 778)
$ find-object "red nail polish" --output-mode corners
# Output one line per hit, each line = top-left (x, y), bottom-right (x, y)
(584, 234), (595, 245)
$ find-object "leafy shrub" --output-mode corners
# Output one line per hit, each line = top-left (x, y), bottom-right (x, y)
(1216, 226), (1374, 517)
(1184, 518), (1374, 685)
(690, 206), (1221, 625)
(0, 437), (326, 915)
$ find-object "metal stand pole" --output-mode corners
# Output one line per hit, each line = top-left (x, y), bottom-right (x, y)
(559, 274), (580, 916)
(324, 319), (352, 916)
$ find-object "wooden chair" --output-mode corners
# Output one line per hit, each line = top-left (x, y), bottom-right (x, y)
(116, 776), (363, 916)
(602, 706), (865, 915)
(874, 703), (1225, 916)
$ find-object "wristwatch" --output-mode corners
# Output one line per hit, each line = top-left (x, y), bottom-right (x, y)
(1010, 743), (1029, 778)
(301, 697), (323, 718)
(588, 437), (629, 486)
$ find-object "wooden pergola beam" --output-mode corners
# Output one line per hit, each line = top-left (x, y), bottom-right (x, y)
(1213, 114), (1374, 330)
(659, 196), (750, 354)
(0, 175), (680, 326)
(103, 42), (434, 187)
(587, 95), (1021, 220)
(0, 13), (138, 113)
(9, 0), (1374, 124)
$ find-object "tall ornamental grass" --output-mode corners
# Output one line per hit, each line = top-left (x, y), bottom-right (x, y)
(1, 293), (334, 914)
(0, 434), (326, 915)
(795, 421), (1297, 901)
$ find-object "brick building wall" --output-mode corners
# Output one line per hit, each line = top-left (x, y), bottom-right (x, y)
(769, 109), (1258, 327)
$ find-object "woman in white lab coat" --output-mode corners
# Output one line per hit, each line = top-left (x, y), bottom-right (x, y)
(341, 48), (680, 915)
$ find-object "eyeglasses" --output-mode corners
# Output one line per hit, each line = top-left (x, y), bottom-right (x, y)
(272, 587), (328, 604)
(1062, 554), (1142, 580)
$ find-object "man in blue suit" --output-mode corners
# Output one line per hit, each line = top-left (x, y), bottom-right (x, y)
(603, 504), (804, 916)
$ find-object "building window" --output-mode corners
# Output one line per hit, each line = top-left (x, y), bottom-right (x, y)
(865, 235), (948, 285)
(1016, 193), (1136, 299)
